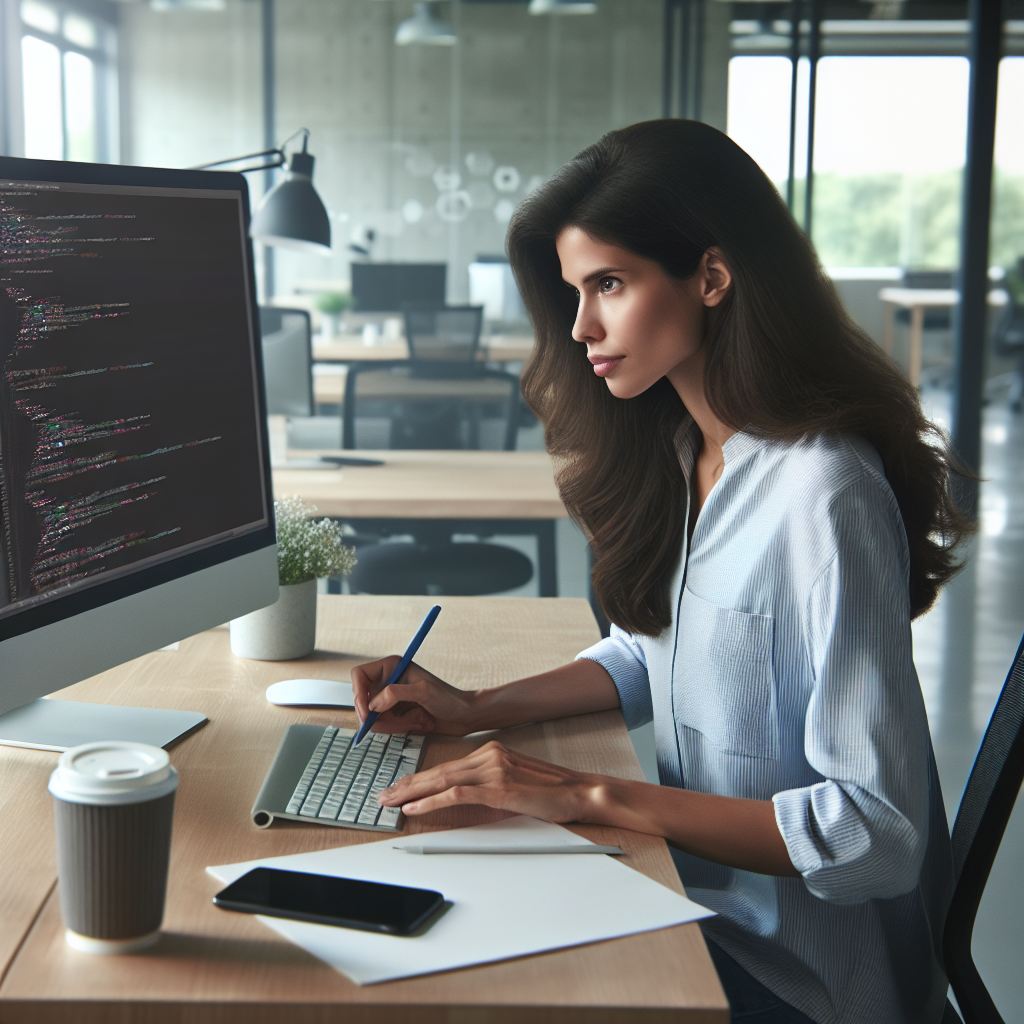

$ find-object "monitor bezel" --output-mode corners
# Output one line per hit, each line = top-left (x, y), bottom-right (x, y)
(0, 155), (276, 644)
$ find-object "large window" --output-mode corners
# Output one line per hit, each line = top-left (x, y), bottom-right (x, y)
(727, 51), (1024, 272)
(20, 0), (118, 163)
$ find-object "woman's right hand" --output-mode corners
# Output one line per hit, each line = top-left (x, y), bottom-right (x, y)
(350, 657), (481, 737)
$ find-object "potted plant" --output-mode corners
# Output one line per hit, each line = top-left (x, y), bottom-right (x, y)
(229, 497), (357, 660)
(316, 291), (352, 339)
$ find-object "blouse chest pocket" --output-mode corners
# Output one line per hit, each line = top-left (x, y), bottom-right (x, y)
(674, 588), (779, 759)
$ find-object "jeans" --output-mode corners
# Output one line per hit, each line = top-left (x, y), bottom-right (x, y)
(706, 939), (819, 1024)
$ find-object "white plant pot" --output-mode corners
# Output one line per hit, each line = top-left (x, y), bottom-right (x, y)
(321, 313), (341, 339)
(229, 579), (317, 661)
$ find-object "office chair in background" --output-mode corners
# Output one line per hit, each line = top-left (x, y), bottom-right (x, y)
(339, 361), (533, 596)
(403, 304), (484, 363)
(259, 306), (342, 449)
(260, 307), (314, 417)
(941, 631), (1024, 1024)
(342, 362), (519, 452)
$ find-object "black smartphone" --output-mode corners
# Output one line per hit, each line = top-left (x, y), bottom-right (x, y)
(213, 867), (445, 936)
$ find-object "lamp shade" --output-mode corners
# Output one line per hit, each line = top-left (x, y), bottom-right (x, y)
(395, 2), (455, 45)
(250, 150), (331, 254)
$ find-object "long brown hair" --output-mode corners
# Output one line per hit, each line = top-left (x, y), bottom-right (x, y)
(508, 119), (970, 636)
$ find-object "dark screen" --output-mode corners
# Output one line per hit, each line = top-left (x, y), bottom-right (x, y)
(0, 179), (268, 619)
(215, 867), (445, 934)
(350, 263), (446, 312)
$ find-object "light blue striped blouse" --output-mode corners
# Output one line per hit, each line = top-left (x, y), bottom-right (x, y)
(577, 421), (953, 1024)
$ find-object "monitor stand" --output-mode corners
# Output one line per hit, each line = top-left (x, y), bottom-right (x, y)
(0, 699), (207, 752)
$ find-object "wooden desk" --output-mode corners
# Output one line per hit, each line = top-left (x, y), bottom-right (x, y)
(879, 287), (1007, 387)
(273, 451), (566, 596)
(274, 450), (563, 520)
(313, 334), (534, 365)
(0, 596), (727, 1023)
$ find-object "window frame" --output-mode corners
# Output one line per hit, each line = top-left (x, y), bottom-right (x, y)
(1, 0), (119, 163)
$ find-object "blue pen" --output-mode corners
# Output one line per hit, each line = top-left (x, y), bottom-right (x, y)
(353, 604), (442, 745)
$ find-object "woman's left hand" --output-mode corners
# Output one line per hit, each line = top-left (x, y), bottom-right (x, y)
(378, 740), (602, 823)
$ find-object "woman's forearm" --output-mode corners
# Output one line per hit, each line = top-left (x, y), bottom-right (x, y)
(585, 776), (799, 877)
(466, 658), (621, 732)
(460, 666), (797, 875)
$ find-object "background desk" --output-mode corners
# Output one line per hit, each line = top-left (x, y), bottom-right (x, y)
(273, 451), (566, 596)
(0, 596), (727, 1023)
(879, 286), (1006, 386)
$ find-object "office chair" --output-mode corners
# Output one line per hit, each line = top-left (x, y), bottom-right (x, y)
(992, 295), (1024, 412)
(259, 306), (342, 449)
(259, 307), (314, 417)
(342, 361), (519, 451)
(340, 361), (533, 596)
(403, 304), (484, 363)
(941, 630), (1024, 1024)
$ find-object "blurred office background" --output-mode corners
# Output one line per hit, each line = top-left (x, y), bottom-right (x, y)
(2, 1), (1023, 1017)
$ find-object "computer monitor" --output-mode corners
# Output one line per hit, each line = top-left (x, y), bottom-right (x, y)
(0, 156), (278, 750)
(350, 263), (446, 313)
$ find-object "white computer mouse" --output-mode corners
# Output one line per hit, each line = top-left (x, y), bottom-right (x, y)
(265, 679), (355, 708)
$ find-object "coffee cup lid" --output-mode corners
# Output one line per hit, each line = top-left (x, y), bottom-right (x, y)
(49, 741), (179, 806)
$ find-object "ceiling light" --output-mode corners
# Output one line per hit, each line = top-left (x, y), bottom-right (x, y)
(528, 0), (597, 14)
(395, 2), (456, 45)
(150, 0), (225, 12)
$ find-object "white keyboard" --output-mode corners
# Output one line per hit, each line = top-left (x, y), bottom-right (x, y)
(250, 725), (425, 831)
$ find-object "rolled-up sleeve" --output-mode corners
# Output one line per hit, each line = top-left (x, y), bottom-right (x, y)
(772, 480), (930, 905)
(576, 624), (653, 729)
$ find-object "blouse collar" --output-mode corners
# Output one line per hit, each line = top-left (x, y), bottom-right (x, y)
(672, 415), (764, 480)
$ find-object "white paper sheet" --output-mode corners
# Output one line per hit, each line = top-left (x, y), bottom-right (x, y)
(207, 815), (713, 985)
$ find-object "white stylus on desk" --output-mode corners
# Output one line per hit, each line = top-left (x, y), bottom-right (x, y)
(394, 844), (624, 855)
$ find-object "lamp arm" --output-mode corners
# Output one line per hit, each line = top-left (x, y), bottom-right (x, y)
(278, 128), (311, 153)
(193, 129), (312, 173)
(192, 148), (287, 173)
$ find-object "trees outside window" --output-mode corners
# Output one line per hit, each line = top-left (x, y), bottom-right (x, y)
(727, 51), (1024, 272)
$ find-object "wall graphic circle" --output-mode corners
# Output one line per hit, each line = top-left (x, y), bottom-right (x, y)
(493, 166), (521, 193)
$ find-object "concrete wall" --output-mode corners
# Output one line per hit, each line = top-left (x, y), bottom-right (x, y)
(120, 0), (262, 171)
(120, 0), (681, 301)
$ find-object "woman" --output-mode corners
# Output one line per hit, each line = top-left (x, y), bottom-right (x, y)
(352, 120), (968, 1024)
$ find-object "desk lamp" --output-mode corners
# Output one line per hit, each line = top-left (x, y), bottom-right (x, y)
(199, 128), (331, 254)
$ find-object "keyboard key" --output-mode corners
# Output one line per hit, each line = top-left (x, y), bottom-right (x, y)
(376, 805), (401, 828)
(357, 802), (382, 825)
